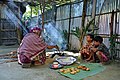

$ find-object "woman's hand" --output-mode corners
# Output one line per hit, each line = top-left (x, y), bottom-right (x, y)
(54, 45), (59, 50)
(47, 45), (59, 50)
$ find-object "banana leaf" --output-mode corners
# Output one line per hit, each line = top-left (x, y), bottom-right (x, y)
(70, 18), (94, 49)
(58, 63), (106, 80)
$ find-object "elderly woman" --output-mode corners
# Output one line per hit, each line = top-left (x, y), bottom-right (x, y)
(17, 27), (59, 68)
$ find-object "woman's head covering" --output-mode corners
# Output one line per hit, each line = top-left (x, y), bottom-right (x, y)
(30, 26), (42, 33)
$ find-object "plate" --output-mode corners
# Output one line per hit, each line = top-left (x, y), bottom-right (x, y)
(49, 64), (63, 69)
(56, 57), (76, 65)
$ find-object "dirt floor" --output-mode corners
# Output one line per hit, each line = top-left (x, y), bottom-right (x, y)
(0, 45), (120, 80)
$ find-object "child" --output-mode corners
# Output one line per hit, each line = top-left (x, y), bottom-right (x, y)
(91, 36), (110, 63)
(80, 34), (94, 61)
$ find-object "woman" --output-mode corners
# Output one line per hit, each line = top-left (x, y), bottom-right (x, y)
(17, 26), (59, 68)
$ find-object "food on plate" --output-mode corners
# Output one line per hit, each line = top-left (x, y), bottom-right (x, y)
(66, 68), (71, 72)
(59, 65), (90, 74)
(63, 71), (68, 74)
(53, 64), (58, 68)
(70, 71), (76, 75)
(86, 68), (90, 71)
(59, 67), (80, 74)
(60, 69), (65, 72)
(70, 67), (75, 71)
(53, 62), (58, 65)
(56, 57), (76, 65)
(77, 65), (90, 71)
(77, 65), (85, 69)
(76, 69), (80, 73)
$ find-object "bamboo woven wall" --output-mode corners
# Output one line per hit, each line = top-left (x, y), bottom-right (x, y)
(54, 0), (120, 50)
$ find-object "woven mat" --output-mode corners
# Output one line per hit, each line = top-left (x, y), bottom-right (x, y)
(58, 63), (106, 80)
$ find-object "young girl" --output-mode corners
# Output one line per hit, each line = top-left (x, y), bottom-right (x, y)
(80, 34), (94, 62)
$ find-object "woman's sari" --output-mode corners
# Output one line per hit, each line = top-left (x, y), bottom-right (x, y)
(17, 33), (47, 64)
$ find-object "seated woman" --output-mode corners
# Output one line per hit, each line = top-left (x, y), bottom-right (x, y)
(17, 26), (59, 68)
(80, 34), (94, 62)
(91, 36), (110, 63)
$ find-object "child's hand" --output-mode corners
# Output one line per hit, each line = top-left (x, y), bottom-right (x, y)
(82, 49), (87, 53)
(91, 48), (97, 52)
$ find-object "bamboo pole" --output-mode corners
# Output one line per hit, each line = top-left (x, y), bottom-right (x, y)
(80, 0), (87, 49)
(91, 0), (96, 33)
(68, 0), (72, 50)
(39, 0), (45, 29)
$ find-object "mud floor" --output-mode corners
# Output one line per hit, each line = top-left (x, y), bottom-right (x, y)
(0, 45), (120, 80)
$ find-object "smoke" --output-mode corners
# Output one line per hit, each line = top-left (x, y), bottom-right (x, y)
(27, 18), (67, 50)
(3, 0), (67, 50)
(27, 17), (39, 31)
(2, 0), (28, 35)
(43, 23), (67, 50)
(74, 2), (83, 16)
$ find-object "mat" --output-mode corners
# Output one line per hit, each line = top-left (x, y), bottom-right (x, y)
(58, 63), (106, 80)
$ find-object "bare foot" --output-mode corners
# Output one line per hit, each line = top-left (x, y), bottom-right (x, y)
(89, 59), (95, 63)
(86, 58), (90, 61)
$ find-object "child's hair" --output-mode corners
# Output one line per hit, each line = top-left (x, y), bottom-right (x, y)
(87, 34), (94, 40)
(94, 36), (103, 43)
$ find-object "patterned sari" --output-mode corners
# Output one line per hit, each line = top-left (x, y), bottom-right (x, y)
(17, 33), (47, 64)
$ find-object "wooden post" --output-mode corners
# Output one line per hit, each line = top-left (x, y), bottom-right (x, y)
(92, 0), (96, 18)
(30, 6), (32, 18)
(16, 27), (22, 44)
(39, 0), (45, 29)
(81, 0), (87, 29)
(68, 0), (72, 50)
(17, 4), (22, 44)
(0, 4), (1, 45)
(91, 0), (96, 33)
(110, 10), (114, 59)
(52, 1), (57, 23)
(80, 0), (87, 49)
(110, 10), (114, 36)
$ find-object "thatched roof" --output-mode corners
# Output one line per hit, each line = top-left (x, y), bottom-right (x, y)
(1, 0), (78, 6)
